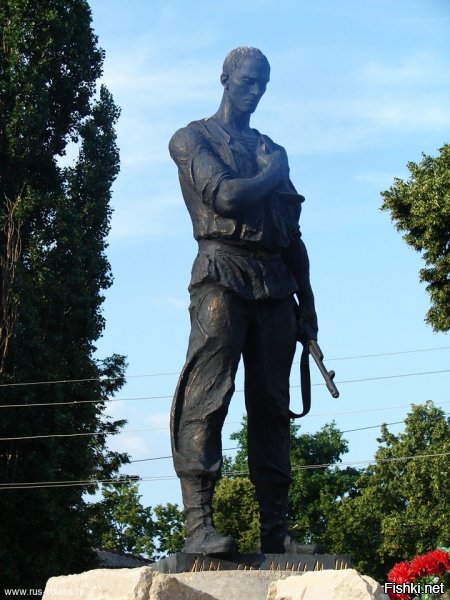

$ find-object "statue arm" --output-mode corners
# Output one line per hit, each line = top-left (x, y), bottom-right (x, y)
(283, 236), (318, 341)
(214, 144), (289, 216)
(169, 125), (288, 216)
(214, 164), (283, 216)
(169, 126), (233, 206)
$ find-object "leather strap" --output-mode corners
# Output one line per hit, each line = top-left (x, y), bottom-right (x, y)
(289, 343), (311, 418)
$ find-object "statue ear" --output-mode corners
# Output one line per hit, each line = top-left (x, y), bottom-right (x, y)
(220, 72), (229, 88)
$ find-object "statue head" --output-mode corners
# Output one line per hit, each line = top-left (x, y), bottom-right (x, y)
(220, 47), (270, 115)
(222, 46), (270, 78)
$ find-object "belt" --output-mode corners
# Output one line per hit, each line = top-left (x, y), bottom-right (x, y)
(198, 239), (281, 260)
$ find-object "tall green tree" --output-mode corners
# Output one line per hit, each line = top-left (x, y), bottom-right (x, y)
(213, 477), (260, 553)
(288, 422), (361, 544)
(88, 482), (185, 560)
(89, 481), (156, 557)
(381, 144), (450, 332)
(152, 502), (185, 558)
(327, 402), (450, 581)
(215, 418), (361, 553)
(0, 0), (127, 588)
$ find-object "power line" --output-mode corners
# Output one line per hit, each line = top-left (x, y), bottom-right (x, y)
(0, 394), (172, 409)
(0, 428), (150, 442)
(299, 451), (450, 469)
(0, 377), (102, 388)
(130, 414), (448, 464)
(340, 421), (404, 433)
(0, 345), (448, 388)
(291, 451), (450, 473)
(129, 445), (246, 464)
(1, 401), (449, 443)
(126, 345), (450, 374)
(306, 400), (450, 418)
(0, 451), (448, 491)
(128, 420), (410, 463)
(331, 369), (449, 385)
(222, 451), (450, 477)
(1, 368), (449, 410)
(326, 346), (450, 362)
(0, 475), (176, 491)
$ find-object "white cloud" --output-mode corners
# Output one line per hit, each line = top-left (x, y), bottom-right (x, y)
(262, 89), (449, 156)
(104, 399), (126, 420)
(108, 433), (150, 456)
(362, 53), (449, 88)
(104, 62), (218, 109)
(108, 188), (185, 241)
(148, 412), (170, 429)
(99, 18), (450, 245)
(353, 171), (403, 190)
(150, 295), (188, 312)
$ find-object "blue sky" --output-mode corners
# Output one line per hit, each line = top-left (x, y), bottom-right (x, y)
(86, 0), (450, 509)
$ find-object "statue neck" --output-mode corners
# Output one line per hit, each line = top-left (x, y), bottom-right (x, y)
(213, 95), (252, 135)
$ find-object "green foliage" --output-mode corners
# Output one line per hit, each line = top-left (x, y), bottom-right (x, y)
(288, 422), (361, 544)
(213, 477), (260, 552)
(153, 502), (185, 557)
(215, 417), (360, 553)
(89, 482), (155, 557)
(218, 406), (450, 579)
(0, 0), (126, 588)
(381, 144), (450, 332)
(327, 402), (450, 581)
(88, 484), (185, 560)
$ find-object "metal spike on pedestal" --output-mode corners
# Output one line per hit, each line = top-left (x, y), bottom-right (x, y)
(152, 553), (352, 574)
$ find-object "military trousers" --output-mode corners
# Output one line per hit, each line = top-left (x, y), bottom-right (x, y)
(171, 282), (297, 486)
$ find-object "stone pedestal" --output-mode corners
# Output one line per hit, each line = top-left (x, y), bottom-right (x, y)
(43, 564), (391, 600)
(152, 552), (352, 574)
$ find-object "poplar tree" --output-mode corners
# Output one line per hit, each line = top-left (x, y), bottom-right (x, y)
(0, 0), (127, 587)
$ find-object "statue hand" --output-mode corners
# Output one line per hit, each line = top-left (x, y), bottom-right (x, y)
(296, 302), (318, 344)
(256, 143), (289, 180)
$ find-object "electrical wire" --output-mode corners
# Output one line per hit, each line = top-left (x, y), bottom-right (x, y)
(1, 402), (449, 442)
(129, 415), (450, 463)
(0, 377), (102, 388)
(0, 451), (448, 491)
(0, 394), (172, 409)
(0, 345), (448, 388)
(1, 368), (449, 410)
(0, 428), (151, 442)
(128, 420), (410, 463)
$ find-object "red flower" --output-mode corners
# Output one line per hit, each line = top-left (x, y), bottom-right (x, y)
(410, 549), (450, 578)
(426, 549), (450, 572)
(387, 548), (450, 600)
(387, 561), (414, 584)
(409, 553), (433, 577)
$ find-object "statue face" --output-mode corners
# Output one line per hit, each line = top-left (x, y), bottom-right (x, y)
(226, 57), (270, 114)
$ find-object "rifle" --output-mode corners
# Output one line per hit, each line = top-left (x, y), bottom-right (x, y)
(309, 340), (339, 398)
(290, 339), (339, 418)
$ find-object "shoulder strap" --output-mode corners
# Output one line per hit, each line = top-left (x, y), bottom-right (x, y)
(289, 343), (311, 418)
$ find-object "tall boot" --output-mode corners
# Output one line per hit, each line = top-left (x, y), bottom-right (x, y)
(181, 476), (237, 556)
(255, 482), (324, 554)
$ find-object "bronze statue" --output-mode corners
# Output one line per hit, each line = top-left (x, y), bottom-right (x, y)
(169, 47), (321, 556)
